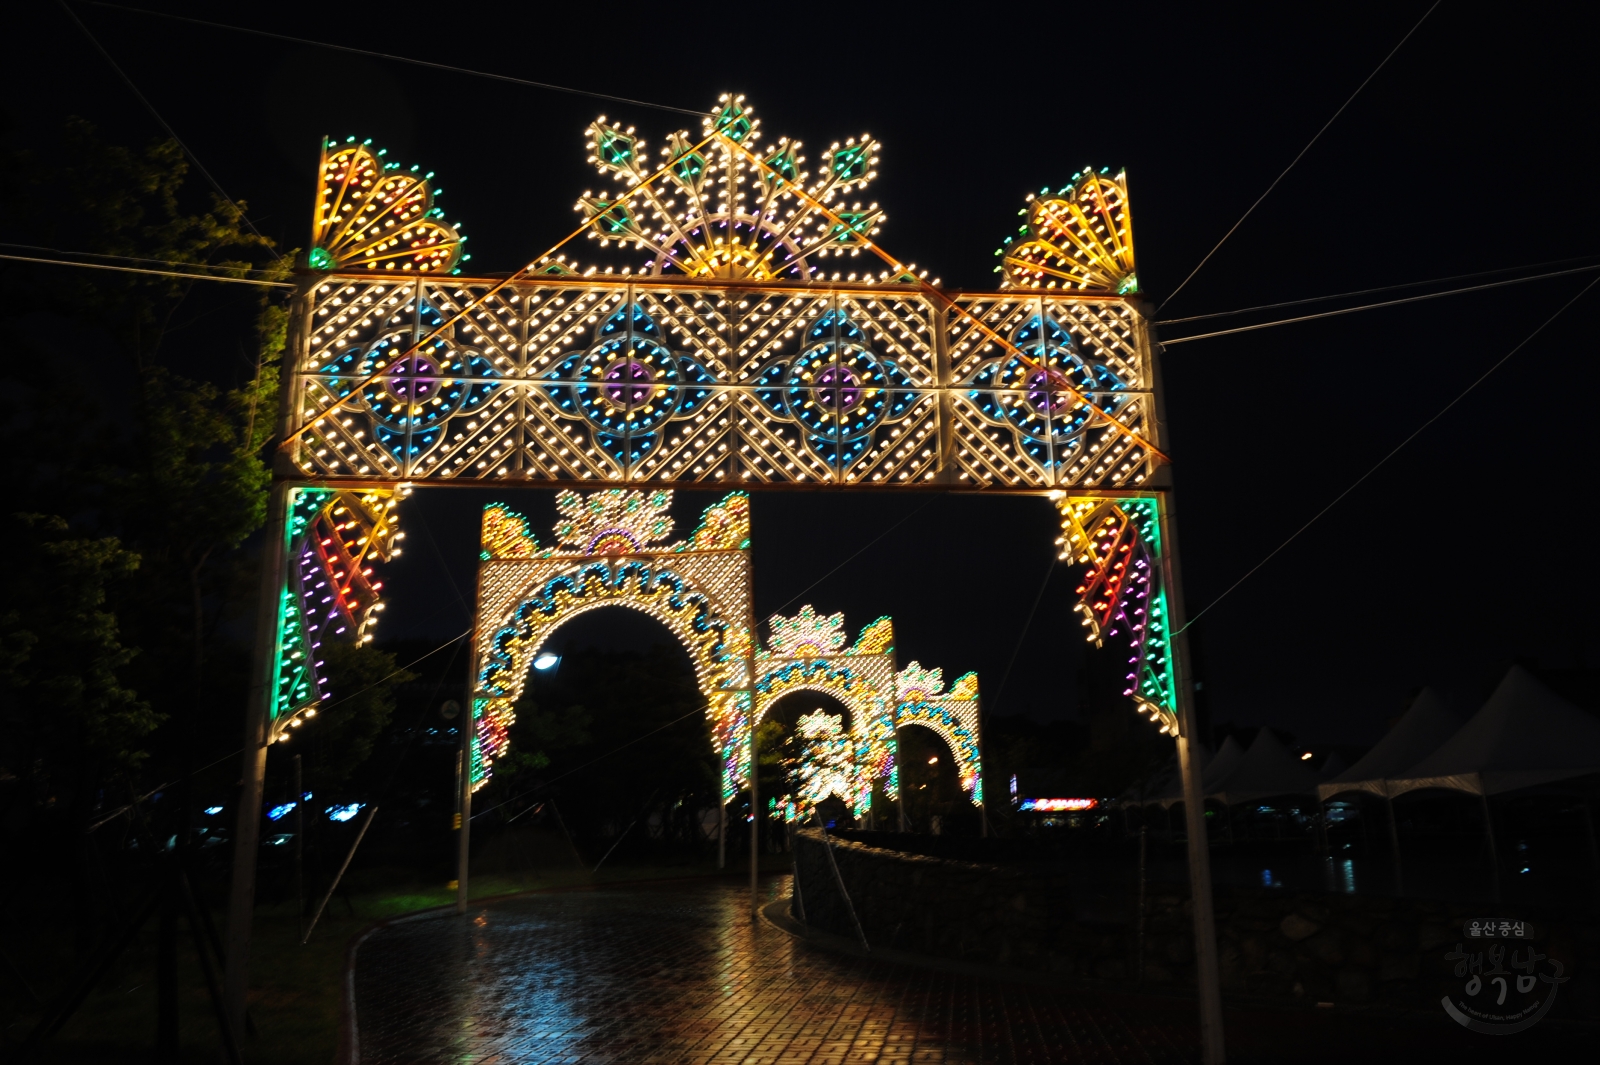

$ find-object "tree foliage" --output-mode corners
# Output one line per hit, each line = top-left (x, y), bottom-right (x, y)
(0, 119), (402, 838)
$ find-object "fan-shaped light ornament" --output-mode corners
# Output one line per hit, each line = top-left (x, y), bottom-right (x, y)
(558, 95), (886, 281)
(997, 168), (1136, 294)
(1055, 497), (1178, 734)
(309, 138), (466, 274)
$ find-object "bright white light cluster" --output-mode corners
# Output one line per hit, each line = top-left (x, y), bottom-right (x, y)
(563, 94), (889, 282)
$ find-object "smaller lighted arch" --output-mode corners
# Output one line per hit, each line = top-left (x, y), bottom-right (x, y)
(757, 607), (984, 816)
(895, 662), (983, 804)
(473, 489), (753, 794)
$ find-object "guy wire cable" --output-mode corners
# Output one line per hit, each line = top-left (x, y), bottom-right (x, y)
(82, 1), (710, 118)
(1173, 273), (1600, 637)
(0, 252), (292, 287)
(1157, 253), (1600, 326)
(1158, 1), (1441, 313)
(58, 0), (286, 261)
(1160, 263), (1600, 345)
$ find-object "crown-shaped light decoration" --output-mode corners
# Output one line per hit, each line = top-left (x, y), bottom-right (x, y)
(896, 661), (945, 702)
(480, 504), (540, 561)
(556, 95), (891, 281)
(767, 604), (848, 657)
(997, 168), (1136, 293)
(676, 491), (751, 553)
(309, 137), (467, 274)
(850, 616), (894, 656)
(553, 488), (675, 555)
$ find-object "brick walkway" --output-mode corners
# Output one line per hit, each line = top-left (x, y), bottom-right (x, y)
(350, 876), (1592, 1064)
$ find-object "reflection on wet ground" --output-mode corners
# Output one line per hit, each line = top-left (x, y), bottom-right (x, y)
(351, 876), (1593, 1064)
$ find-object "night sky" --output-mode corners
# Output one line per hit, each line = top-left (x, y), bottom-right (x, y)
(8, 3), (1598, 746)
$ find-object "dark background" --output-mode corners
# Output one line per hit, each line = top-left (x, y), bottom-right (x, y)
(6, 1), (1597, 747)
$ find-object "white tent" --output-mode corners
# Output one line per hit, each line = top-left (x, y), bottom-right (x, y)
(1201, 736), (1246, 793)
(1124, 737), (1241, 809)
(1387, 666), (1600, 797)
(1317, 688), (1460, 801)
(1317, 752), (1348, 781)
(1210, 728), (1319, 805)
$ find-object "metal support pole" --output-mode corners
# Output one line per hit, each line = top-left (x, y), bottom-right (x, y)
(1480, 793), (1501, 903)
(223, 478), (292, 1040)
(718, 799), (726, 869)
(457, 561), (484, 915)
(1386, 795), (1405, 896)
(292, 754), (305, 936)
(456, 704), (474, 915)
(749, 706), (759, 917)
(1158, 495), (1226, 1065)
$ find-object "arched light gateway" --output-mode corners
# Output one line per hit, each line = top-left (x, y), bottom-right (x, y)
(232, 94), (1221, 1063)
(753, 606), (983, 821)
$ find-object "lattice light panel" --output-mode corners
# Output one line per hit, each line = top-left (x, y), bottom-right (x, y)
(288, 98), (1158, 491)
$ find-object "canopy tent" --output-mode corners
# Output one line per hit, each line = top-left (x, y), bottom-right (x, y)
(1317, 688), (1460, 801)
(1386, 666), (1600, 797)
(1202, 736), (1246, 792)
(1210, 728), (1320, 805)
(1317, 751), (1348, 781)
(1121, 750), (1184, 807)
(1131, 731), (1318, 808)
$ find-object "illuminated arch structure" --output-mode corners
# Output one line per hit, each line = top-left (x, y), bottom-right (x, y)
(264, 101), (1178, 749)
(755, 607), (983, 820)
(471, 489), (755, 798)
(233, 96), (1226, 1050)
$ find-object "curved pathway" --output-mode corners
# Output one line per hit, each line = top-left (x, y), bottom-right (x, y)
(350, 876), (1592, 1064)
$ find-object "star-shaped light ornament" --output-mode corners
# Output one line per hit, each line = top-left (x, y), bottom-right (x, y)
(767, 605), (848, 658)
(554, 95), (912, 282)
(552, 488), (675, 555)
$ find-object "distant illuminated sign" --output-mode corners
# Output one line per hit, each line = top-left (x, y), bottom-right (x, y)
(1019, 798), (1098, 812)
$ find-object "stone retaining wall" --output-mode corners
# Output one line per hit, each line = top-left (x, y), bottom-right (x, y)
(791, 829), (1600, 1019)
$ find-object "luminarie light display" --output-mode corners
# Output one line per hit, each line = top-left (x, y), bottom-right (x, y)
(232, 94), (1218, 1053)
(1056, 495), (1178, 734)
(895, 662), (983, 802)
(471, 489), (753, 795)
(287, 108), (1157, 490)
(790, 710), (869, 815)
(273, 486), (405, 738)
(309, 138), (466, 274)
(566, 94), (885, 282)
(996, 169), (1137, 293)
(756, 607), (982, 817)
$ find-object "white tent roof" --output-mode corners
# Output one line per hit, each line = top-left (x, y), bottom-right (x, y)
(1201, 736), (1246, 792)
(1122, 737), (1234, 808)
(1386, 666), (1600, 797)
(1317, 688), (1460, 801)
(1211, 728), (1319, 804)
(1317, 752), (1348, 781)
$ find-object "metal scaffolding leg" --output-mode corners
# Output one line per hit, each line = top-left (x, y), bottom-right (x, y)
(223, 480), (292, 1041)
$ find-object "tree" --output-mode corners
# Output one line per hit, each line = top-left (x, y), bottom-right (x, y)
(0, 513), (156, 826)
(291, 642), (417, 793)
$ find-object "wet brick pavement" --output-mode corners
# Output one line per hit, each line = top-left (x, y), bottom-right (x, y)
(351, 876), (1595, 1064)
